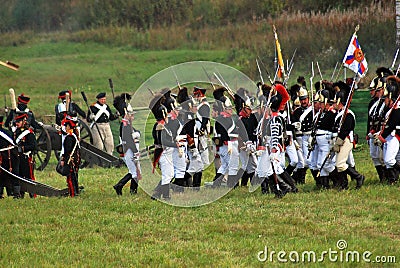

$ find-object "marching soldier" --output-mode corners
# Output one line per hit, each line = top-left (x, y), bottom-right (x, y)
(212, 87), (241, 188)
(13, 111), (37, 198)
(162, 89), (189, 192)
(113, 102), (141, 196)
(150, 93), (174, 200)
(55, 90), (86, 126)
(291, 87), (313, 184)
(314, 82), (337, 189)
(332, 81), (364, 190)
(366, 67), (392, 183)
(373, 75), (400, 185)
(87, 92), (119, 154)
(235, 90), (258, 187)
(60, 113), (81, 197)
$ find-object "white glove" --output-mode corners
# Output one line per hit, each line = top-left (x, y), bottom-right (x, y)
(178, 147), (184, 158)
(293, 140), (300, 150)
(191, 148), (199, 158)
(227, 141), (233, 155)
(89, 114), (95, 120)
(133, 152), (140, 162)
(245, 141), (253, 152)
(37, 121), (44, 127)
(269, 152), (280, 162)
(132, 131), (140, 140)
(293, 121), (301, 131)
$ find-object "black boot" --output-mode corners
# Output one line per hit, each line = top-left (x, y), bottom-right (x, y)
(241, 171), (250, 187)
(192, 172), (202, 191)
(329, 168), (339, 189)
(320, 176), (330, 189)
(285, 164), (296, 176)
(260, 177), (269, 194)
(113, 173), (131, 195)
(386, 168), (398, 185)
(268, 175), (286, 198)
(375, 165), (386, 183)
(227, 174), (240, 188)
(151, 181), (162, 200)
(13, 185), (21, 199)
(279, 171), (298, 193)
(311, 169), (321, 189)
(161, 184), (170, 200)
(130, 177), (138, 194)
(337, 171), (348, 190)
(172, 177), (185, 193)
(183, 172), (193, 187)
(346, 166), (364, 189)
(298, 168), (307, 184)
(212, 173), (224, 188)
(0, 187), (4, 199)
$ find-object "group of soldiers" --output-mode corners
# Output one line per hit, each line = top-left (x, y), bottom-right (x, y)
(143, 66), (400, 200)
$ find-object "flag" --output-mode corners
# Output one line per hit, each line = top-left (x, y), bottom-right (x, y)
(342, 33), (368, 77)
(273, 25), (285, 80)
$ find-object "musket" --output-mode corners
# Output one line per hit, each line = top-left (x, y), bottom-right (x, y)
(310, 62), (315, 119)
(0, 60), (19, 71)
(201, 66), (216, 90)
(109, 78), (115, 100)
(318, 75), (358, 174)
(330, 62), (339, 82)
(380, 93), (400, 133)
(65, 92), (70, 113)
(4, 95), (8, 116)
(395, 62), (400, 77)
(286, 48), (297, 79)
(257, 56), (274, 84)
(81, 91), (107, 151)
(213, 71), (235, 99)
(172, 67), (182, 90)
(307, 108), (321, 159)
(256, 59), (265, 85)
(316, 61), (323, 80)
(390, 48), (399, 71)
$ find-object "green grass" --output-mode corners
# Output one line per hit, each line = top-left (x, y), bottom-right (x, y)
(0, 42), (399, 267)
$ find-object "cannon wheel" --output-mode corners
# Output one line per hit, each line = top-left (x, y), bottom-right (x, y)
(34, 125), (52, 171)
(54, 119), (93, 168)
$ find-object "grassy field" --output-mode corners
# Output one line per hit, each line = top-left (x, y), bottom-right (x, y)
(0, 42), (399, 267)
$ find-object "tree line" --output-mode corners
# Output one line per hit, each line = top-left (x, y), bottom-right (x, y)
(0, 0), (390, 33)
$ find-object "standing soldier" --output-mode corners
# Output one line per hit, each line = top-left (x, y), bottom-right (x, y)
(366, 68), (392, 183)
(87, 92), (119, 154)
(6, 93), (41, 131)
(113, 102), (141, 196)
(60, 114), (81, 197)
(0, 115), (18, 198)
(332, 81), (364, 190)
(55, 90), (86, 126)
(13, 111), (37, 198)
(373, 76), (400, 185)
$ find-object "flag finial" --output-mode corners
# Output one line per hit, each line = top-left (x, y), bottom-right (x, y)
(354, 24), (360, 35)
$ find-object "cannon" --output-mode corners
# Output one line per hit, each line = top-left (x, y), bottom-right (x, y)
(34, 119), (123, 171)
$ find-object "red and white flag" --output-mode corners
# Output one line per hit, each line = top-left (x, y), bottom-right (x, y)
(342, 32), (368, 77)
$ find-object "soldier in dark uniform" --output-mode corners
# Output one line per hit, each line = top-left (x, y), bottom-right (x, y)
(314, 83), (338, 189)
(13, 111), (37, 198)
(55, 90), (86, 126)
(87, 92), (119, 154)
(374, 75), (400, 185)
(150, 93), (175, 200)
(332, 81), (364, 190)
(6, 93), (41, 131)
(235, 89), (258, 187)
(113, 101), (141, 196)
(60, 113), (81, 197)
(291, 87), (313, 184)
(366, 67), (392, 183)
(0, 115), (18, 198)
(212, 87), (241, 187)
